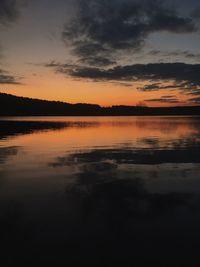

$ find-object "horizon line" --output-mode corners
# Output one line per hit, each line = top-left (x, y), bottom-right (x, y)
(1, 92), (199, 109)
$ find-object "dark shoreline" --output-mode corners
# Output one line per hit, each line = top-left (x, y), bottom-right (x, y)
(1, 92), (200, 116)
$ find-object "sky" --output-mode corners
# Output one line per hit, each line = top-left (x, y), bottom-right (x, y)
(0, 0), (200, 106)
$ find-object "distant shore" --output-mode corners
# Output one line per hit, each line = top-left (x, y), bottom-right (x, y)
(0, 92), (200, 116)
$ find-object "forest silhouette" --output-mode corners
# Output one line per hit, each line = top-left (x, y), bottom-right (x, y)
(0, 92), (200, 116)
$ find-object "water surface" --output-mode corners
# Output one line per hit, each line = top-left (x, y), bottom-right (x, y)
(1, 116), (200, 266)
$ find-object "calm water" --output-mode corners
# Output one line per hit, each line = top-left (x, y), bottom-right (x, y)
(1, 116), (200, 266)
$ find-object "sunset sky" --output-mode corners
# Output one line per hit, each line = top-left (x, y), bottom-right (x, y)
(0, 0), (200, 106)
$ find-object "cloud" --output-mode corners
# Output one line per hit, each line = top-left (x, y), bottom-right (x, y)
(189, 97), (200, 104)
(63, 0), (196, 66)
(45, 61), (200, 97)
(0, 1), (26, 81)
(79, 56), (116, 67)
(191, 6), (200, 20)
(0, 0), (25, 26)
(148, 50), (200, 61)
(145, 95), (180, 104)
(0, 69), (20, 84)
(138, 83), (163, 91)
(186, 90), (200, 96)
(138, 81), (199, 92)
(52, 62), (200, 88)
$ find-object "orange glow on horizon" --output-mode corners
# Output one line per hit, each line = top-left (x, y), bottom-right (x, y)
(0, 69), (195, 107)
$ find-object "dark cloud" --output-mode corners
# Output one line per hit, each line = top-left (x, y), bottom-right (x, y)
(186, 89), (200, 96)
(189, 97), (200, 104)
(63, 0), (196, 66)
(169, 51), (200, 59)
(138, 81), (199, 92)
(53, 63), (200, 89)
(148, 50), (162, 56)
(138, 83), (163, 91)
(44, 61), (76, 71)
(0, 69), (20, 84)
(0, 0), (25, 26)
(44, 61), (62, 68)
(148, 50), (200, 61)
(191, 6), (200, 20)
(0, 1), (26, 81)
(79, 56), (116, 67)
(145, 95), (180, 104)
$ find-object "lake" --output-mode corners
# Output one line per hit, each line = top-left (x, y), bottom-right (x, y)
(1, 116), (200, 266)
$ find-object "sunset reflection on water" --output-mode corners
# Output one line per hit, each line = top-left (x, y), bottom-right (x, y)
(0, 116), (200, 266)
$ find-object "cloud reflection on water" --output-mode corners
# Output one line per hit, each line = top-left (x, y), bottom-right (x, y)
(0, 116), (200, 266)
